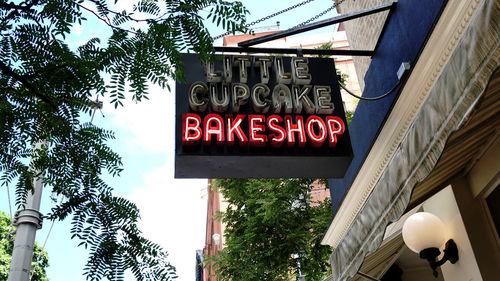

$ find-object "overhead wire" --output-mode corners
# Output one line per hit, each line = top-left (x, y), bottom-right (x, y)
(213, 0), (320, 40)
(338, 78), (403, 101)
(30, 195), (63, 280)
(338, 62), (410, 101)
(291, 0), (346, 30)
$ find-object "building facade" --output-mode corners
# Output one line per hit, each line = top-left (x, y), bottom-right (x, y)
(322, 1), (500, 281)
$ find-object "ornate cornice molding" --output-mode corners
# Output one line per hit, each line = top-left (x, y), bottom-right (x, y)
(322, 0), (482, 247)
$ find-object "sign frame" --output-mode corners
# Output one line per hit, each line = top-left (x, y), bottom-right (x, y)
(175, 53), (353, 178)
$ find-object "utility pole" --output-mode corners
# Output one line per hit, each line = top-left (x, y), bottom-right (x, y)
(7, 100), (101, 281)
(8, 156), (44, 281)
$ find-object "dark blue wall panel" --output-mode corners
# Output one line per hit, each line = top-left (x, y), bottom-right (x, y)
(329, 0), (447, 215)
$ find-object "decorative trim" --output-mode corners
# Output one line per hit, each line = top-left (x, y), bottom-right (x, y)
(322, 0), (482, 248)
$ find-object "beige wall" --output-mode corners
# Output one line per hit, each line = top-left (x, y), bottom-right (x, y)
(453, 136), (500, 281)
(467, 137), (500, 197)
(335, 0), (392, 91)
(335, 54), (360, 112)
(423, 186), (482, 281)
(401, 266), (443, 281)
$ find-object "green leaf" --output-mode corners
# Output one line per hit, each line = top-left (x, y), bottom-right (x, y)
(0, 0), (249, 279)
(207, 179), (333, 281)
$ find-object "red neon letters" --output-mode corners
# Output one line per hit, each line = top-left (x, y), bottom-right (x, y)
(226, 115), (248, 146)
(182, 113), (344, 148)
(248, 115), (267, 147)
(306, 116), (327, 148)
(267, 115), (286, 148)
(183, 114), (202, 145)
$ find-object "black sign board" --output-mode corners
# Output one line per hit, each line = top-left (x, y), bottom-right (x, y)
(175, 53), (353, 178)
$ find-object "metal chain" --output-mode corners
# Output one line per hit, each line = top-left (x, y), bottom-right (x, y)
(291, 0), (346, 30)
(213, 0), (317, 40)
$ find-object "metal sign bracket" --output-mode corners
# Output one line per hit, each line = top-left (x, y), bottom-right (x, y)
(214, 1), (397, 57)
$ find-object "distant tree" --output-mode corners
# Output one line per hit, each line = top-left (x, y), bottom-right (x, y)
(208, 179), (333, 281)
(0, 211), (49, 281)
(0, 0), (248, 280)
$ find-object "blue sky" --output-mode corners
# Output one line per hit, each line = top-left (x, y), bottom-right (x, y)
(0, 0), (339, 280)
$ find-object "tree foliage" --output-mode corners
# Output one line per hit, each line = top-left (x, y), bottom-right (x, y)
(0, 211), (49, 281)
(0, 0), (248, 280)
(209, 179), (333, 281)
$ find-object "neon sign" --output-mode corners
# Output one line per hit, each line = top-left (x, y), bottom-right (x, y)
(175, 54), (352, 178)
(182, 113), (344, 148)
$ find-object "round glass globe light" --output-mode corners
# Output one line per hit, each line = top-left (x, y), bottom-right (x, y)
(212, 233), (221, 246)
(402, 212), (446, 253)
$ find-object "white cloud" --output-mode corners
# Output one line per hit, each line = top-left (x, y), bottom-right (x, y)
(104, 82), (176, 154)
(110, 0), (139, 13)
(103, 81), (208, 281)
(131, 20), (149, 31)
(72, 24), (83, 36)
(126, 163), (207, 281)
(79, 1), (99, 15)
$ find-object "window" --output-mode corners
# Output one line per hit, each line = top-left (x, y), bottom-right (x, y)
(486, 184), (500, 238)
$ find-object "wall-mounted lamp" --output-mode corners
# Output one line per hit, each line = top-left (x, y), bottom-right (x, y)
(402, 212), (459, 278)
(212, 233), (221, 247)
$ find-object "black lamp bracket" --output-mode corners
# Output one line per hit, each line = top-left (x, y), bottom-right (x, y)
(419, 239), (459, 278)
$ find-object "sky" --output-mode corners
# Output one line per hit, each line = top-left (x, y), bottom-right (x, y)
(0, 0), (339, 280)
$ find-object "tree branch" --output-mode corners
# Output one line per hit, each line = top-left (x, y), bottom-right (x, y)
(1, 10), (20, 26)
(1, 1), (40, 36)
(0, 86), (15, 100)
(87, 0), (169, 23)
(0, 61), (57, 109)
(25, 64), (69, 79)
(0, 0), (39, 12)
(77, 3), (137, 35)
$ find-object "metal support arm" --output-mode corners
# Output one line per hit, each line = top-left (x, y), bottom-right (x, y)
(213, 46), (374, 56)
(238, 1), (397, 47)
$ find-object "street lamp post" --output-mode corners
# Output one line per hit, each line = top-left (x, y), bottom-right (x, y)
(8, 141), (47, 281)
(8, 172), (44, 281)
(293, 253), (306, 281)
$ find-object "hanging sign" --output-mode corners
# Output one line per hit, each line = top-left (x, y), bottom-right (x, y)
(175, 53), (353, 178)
